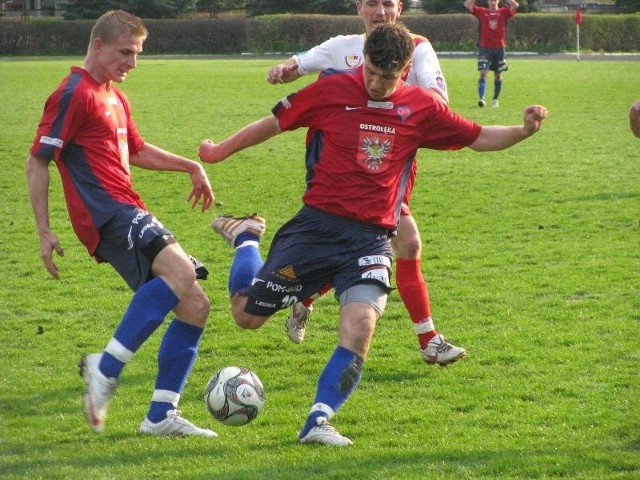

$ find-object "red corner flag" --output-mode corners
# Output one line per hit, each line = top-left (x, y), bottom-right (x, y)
(575, 6), (583, 25)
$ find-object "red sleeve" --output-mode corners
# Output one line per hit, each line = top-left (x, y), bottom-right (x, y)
(504, 6), (517, 19)
(30, 78), (90, 161)
(416, 94), (482, 150)
(272, 84), (323, 133)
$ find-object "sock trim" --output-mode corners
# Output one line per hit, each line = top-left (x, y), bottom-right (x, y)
(309, 402), (335, 420)
(151, 389), (180, 406)
(105, 337), (135, 363)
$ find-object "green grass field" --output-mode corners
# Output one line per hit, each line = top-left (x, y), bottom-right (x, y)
(1, 56), (639, 479)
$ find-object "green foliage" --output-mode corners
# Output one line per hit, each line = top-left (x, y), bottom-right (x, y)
(2, 14), (640, 54)
(576, 13), (640, 51)
(616, 0), (640, 13)
(429, 0), (540, 10)
(0, 12), (640, 55)
(421, 0), (467, 14)
(63, 0), (198, 19)
(246, 14), (363, 52)
(62, 0), (123, 20)
(142, 17), (247, 52)
(1, 56), (640, 479)
(305, 0), (355, 14)
(246, 0), (300, 16)
(246, 0), (355, 16)
(0, 17), (247, 55)
(197, 0), (246, 17)
(403, 14), (478, 50)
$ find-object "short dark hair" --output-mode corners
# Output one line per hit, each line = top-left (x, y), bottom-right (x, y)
(89, 10), (147, 46)
(363, 23), (415, 73)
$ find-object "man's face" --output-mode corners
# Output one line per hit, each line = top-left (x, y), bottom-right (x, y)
(362, 57), (408, 101)
(488, 0), (499, 10)
(357, 0), (403, 34)
(93, 33), (144, 84)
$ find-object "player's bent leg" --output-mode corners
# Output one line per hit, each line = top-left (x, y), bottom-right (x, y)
(231, 292), (270, 330)
(337, 287), (385, 359)
(152, 242), (199, 300)
(297, 288), (384, 446)
(172, 282), (210, 328)
(391, 214), (422, 260)
(393, 214), (467, 365)
(286, 283), (332, 344)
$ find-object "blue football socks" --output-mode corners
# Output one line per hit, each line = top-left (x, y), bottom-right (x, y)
(299, 346), (364, 438)
(478, 78), (487, 99)
(494, 79), (503, 99)
(228, 238), (263, 296)
(146, 319), (204, 422)
(100, 277), (179, 379)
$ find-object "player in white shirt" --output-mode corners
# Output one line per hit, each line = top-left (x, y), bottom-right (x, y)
(265, 0), (466, 367)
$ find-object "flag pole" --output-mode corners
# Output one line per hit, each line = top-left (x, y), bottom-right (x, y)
(576, 22), (580, 61)
(575, 5), (583, 61)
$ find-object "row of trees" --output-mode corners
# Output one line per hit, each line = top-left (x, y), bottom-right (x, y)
(63, 0), (355, 19)
(61, 0), (638, 20)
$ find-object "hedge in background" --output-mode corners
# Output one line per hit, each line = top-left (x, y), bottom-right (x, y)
(0, 14), (638, 56)
(245, 14), (362, 53)
(143, 18), (246, 54)
(0, 17), (246, 55)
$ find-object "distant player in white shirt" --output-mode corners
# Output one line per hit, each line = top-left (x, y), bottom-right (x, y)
(266, 0), (466, 367)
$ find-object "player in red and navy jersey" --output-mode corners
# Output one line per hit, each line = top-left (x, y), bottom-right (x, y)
(464, 0), (519, 108)
(26, 10), (217, 437)
(267, 0), (464, 368)
(200, 23), (547, 446)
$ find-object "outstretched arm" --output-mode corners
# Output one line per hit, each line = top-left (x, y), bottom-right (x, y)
(469, 105), (547, 151)
(630, 100), (640, 139)
(199, 115), (281, 164)
(463, 0), (476, 12)
(266, 57), (302, 84)
(130, 144), (214, 211)
(26, 154), (64, 279)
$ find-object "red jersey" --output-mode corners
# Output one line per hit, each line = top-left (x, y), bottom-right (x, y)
(472, 5), (516, 48)
(30, 67), (146, 255)
(272, 66), (481, 231)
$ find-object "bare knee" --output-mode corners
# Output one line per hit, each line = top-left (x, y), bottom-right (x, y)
(393, 219), (422, 259)
(231, 293), (269, 329)
(174, 283), (210, 328)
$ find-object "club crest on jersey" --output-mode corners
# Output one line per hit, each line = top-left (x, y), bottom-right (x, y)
(358, 134), (392, 172)
(397, 105), (412, 122)
(344, 53), (362, 68)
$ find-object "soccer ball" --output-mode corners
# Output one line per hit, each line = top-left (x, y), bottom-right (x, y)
(204, 366), (265, 426)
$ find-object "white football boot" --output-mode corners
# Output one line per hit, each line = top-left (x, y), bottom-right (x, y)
(299, 417), (353, 447)
(286, 302), (313, 344)
(79, 353), (118, 433)
(420, 334), (467, 366)
(140, 410), (217, 438)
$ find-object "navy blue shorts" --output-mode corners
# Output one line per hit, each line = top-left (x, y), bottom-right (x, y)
(244, 206), (394, 316)
(478, 47), (508, 72)
(95, 206), (176, 291)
